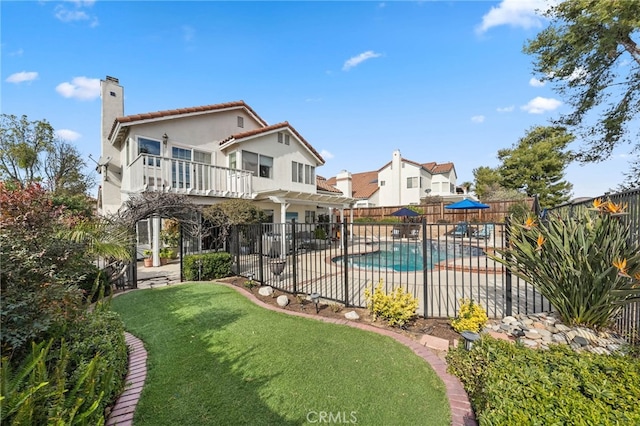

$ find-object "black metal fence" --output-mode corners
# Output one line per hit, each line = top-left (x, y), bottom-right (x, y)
(221, 219), (550, 320)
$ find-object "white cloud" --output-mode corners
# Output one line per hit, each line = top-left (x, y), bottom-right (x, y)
(305, 97), (323, 103)
(320, 149), (334, 160)
(342, 51), (382, 71)
(471, 115), (485, 123)
(521, 96), (562, 114)
(56, 76), (100, 100)
(54, 2), (98, 26)
(529, 77), (545, 87)
(56, 129), (81, 141)
(496, 105), (515, 113)
(9, 48), (24, 57)
(476, 0), (552, 34)
(6, 71), (38, 83)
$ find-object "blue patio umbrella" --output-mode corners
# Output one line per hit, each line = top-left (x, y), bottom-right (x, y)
(445, 198), (489, 222)
(390, 207), (421, 217)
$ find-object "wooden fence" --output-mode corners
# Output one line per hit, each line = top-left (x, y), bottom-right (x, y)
(336, 198), (535, 224)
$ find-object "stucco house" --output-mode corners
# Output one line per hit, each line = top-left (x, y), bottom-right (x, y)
(98, 76), (354, 264)
(326, 149), (465, 208)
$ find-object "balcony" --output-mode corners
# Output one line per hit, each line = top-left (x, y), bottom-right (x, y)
(127, 154), (254, 198)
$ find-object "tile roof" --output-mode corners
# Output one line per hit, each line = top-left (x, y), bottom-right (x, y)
(219, 121), (324, 164)
(422, 161), (455, 174)
(108, 100), (268, 141)
(316, 175), (342, 193)
(325, 170), (380, 199)
(325, 159), (455, 199)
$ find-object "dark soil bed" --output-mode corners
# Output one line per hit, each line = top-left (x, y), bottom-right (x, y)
(217, 276), (462, 346)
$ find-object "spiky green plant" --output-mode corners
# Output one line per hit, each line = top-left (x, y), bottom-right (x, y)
(491, 201), (640, 328)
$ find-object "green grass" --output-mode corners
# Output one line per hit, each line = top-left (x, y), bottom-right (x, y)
(109, 283), (450, 425)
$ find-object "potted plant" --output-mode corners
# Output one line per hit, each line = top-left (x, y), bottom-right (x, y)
(143, 249), (153, 267)
(159, 247), (174, 265)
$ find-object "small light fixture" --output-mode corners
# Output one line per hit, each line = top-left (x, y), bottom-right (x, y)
(162, 133), (168, 146)
(460, 331), (480, 350)
(310, 292), (321, 313)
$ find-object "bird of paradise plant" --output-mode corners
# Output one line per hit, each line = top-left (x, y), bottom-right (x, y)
(492, 201), (640, 328)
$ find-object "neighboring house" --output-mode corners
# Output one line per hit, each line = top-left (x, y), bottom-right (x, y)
(98, 76), (354, 263)
(326, 149), (467, 208)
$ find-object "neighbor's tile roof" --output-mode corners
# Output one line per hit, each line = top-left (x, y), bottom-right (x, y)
(422, 161), (455, 174)
(325, 160), (455, 199)
(325, 170), (380, 199)
(108, 100), (268, 140)
(316, 175), (342, 193)
(219, 121), (324, 164)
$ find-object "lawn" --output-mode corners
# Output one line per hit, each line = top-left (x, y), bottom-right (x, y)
(109, 283), (450, 425)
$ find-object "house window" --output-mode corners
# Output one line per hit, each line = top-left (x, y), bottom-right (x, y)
(285, 212), (299, 223)
(138, 137), (161, 166)
(277, 132), (290, 145)
(259, 155), (273, 178)
(237, 116), (244, 128)
(193, 150), (212, 164)
(450, 183), (455, 193)
(292, 161), (304, 183)
(304, 164), (315, 184)
(380, 180), (386, 187)
(172, 147), (191, 189)
(229, 152), (237, 169)
(242, 151), (258, 175)
(305, 210), (315, 223)
(407, 177), (418, 188)
(242, 150), (272, 178)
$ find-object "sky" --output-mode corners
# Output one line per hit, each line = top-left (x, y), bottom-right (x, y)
(1, 0), (634, 199)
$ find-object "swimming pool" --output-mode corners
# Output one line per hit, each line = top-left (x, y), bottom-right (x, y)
(332, 240), (486, 272)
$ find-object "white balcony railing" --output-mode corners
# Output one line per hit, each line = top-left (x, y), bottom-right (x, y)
(128, 154), (254, 198)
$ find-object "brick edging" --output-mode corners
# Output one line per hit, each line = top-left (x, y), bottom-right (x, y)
(106, 332), (147, 426)
(218, 282), (477, 426)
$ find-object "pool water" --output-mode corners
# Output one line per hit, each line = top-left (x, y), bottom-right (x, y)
(333, 241), (485, 272)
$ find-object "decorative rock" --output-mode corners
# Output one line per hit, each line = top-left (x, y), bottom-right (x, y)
(552, 334), (568, 344)
(485, 312), (630, 356)
(525, 331), (542, 340)
(258, 286), (274, 296)
(502, 316), (517, 324)
(572, 335), (589, 347)
(345, 311), (360, 320)
(276, 295), (289, 307)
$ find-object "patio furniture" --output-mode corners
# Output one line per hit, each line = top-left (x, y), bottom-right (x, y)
(450, 222), (469, 237)
(472, 223), (494, 239)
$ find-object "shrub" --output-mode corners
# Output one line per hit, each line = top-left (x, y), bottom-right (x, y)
(492, 201), (640, 328)
(183, 252), (233, 281)
(364, 280), (419, 326)
(1, 309), (127, 425)
(446, 336), (640, 425)
(450, 298), (488, 333)
(77, 264), (111, 302)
